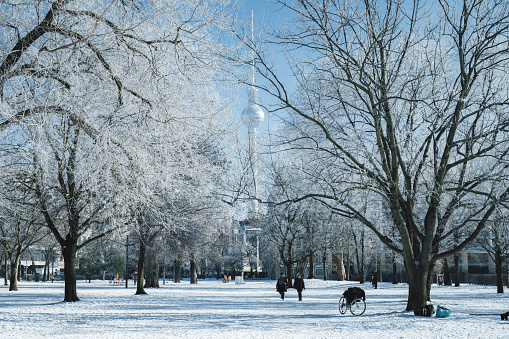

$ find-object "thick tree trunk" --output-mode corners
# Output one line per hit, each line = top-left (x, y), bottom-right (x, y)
(495, 251), (504, 294)
(173, 260), (182, 283)
(392, 254), (398, 284)
(308, 251), (315, 279)
(454, 254), (460, 287)
(443, 258), (452, 285)
(136, 237), (147, 295)
(336, 252), (345, 281)
(406, 268), (429, 311)
(144, 246), (159, 288)
(4, 256), (8, 286)
(190, 259), (197, 284)
(9, 255), (20, 291)
(44, 255), (51, 281)
(506, 257), (509, 288)
(426, 262), (435, 301)
(285, 262), (293, 288)
(62, 239), (79, 302)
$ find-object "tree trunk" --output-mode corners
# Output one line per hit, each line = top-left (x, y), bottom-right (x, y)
(495, 250), (504, 293)
(443, 258), (452, 285)
(392, 254), (398, 284)
(406, 267), (429, 311)
(144, 248), (159, 288)
(4, 256), (8, 286)
(336, 252), (345, 281)
(426, 262), (435, 301)
(136, 237), (147, 295)
(308, 250), (315, 279)
(322, 253), (327, 281)
(9, 255), (20, 291)
(270, 259), (276, 280)
(506, 257), (509, 288)
(173, 260), (182, 283)
(454, 254), (460, 287)
(285, 262), (293, 288)
(190, 258), (197, 284)
(353, 231), (365, 284)
(44, 254), (51, 281)
(346, 252), (350, 281)
(62, 239), (80, 302)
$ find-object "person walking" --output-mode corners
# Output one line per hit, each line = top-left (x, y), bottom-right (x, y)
(276, 272), (288, 300)
(294, 273), (305, 301)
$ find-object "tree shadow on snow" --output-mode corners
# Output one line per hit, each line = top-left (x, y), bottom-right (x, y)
(39, 301), (67, 306)
(360, 310), (408, 317)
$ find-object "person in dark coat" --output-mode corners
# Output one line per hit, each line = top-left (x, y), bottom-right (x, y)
(276, 272), (288, 300)
(294, 273), (305, 301)
(372, 269), (378, 289)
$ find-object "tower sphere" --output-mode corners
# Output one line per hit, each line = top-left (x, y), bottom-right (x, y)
(241, 86), (264, 129)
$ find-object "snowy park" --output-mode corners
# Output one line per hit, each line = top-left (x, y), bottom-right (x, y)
(1, 279), (508, 338)
(2, 2), (509, 339)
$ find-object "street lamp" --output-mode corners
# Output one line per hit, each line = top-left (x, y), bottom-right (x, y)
(125, 234), (128, 288)
(256, 235), (259, 277)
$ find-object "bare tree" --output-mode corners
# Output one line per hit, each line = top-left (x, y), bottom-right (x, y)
(31, 119), (120, 301)
(247, 0), (509, 310)
(1, 0), (239, 301)
(264, 199), (310, 287)
(40, 241), (58, 281)
(0, 187), (47, 291)
(476, 210), (509, 293)
(329, 223), (350, 281)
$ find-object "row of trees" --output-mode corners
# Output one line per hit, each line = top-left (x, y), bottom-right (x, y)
(2, 0), (509, 313)
(0, 0), (239, 301)
(246, 0), (509, 310)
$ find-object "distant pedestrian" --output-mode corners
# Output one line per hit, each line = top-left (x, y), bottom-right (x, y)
(276, 272), (288, 300)
(294, 273), (305, 301)
(372, 270), (378, 289)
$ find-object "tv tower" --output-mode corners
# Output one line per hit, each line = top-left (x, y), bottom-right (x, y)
(241, 9), (264, 219)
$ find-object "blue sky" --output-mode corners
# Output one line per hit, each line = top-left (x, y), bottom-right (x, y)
(241, 0), (290, 27)
(236, 1), (297, 135)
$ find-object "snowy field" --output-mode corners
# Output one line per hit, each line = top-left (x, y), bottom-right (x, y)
(1, 278), (508, 338)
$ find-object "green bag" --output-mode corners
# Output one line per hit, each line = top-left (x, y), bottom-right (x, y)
(436, 305), (451, 318)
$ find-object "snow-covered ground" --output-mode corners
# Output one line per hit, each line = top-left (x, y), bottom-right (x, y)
(1, 278), (508, 338)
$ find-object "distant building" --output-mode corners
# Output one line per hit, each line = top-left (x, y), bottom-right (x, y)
(234, 218), (263, 276)
(2, 247), (63, 281)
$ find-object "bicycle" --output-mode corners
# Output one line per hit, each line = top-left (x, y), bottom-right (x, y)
(339, 296), (366, 316)
(339, 287), (366, 316)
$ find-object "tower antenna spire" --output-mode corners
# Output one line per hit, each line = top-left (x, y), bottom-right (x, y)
(251, 8), (255, 87)
(241, 8), (264, 219)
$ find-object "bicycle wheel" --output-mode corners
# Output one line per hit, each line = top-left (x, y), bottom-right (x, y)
(339, 297), (348, 314)
(349, 298), (366, 316)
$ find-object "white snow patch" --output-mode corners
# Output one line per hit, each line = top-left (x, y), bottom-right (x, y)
(1, 279), (508, 338)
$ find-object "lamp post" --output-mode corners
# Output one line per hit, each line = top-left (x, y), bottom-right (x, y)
(125, 234), (128, 289)
(163, 253), (166, 285)
(256, 235), (259, 277)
